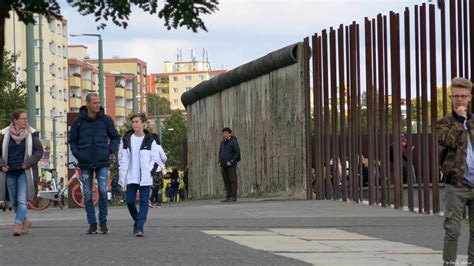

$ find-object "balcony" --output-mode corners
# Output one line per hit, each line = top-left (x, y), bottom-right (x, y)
(116, 107), (125, 117)
(125, 90), (133, 99)
(115, 87), (125, 98)
(82, 80), (92, 89)
(70, 76), (81, 87)
(70, 98), (82, 108)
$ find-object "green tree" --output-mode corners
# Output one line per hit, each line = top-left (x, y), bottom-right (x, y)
(0, 49), (26, 128)
(147, 93), (172, 116)
(162, 110), (187, 168)
(0, 0), (219, 72)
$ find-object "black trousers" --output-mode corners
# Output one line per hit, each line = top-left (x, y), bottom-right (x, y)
(221, 166), (237, 199)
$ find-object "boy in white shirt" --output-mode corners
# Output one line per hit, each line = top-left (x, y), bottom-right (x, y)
(118, 113), (167, 237)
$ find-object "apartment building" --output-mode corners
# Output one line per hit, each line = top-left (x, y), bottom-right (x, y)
(87, 58), (148, 114)
(149, 60), (226, 110)
(5, 11), (69, 178)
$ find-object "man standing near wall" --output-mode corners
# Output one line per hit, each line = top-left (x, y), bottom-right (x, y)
(437, 77), (474, 264)
(218, 127), (241, 202)
(68, 93), (121, 234)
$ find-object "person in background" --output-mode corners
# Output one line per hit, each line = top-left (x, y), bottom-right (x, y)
(218, 127), (241, 202)
(151, 173), (164, 206)
(183, 168), (189, 200)
(0, 109), (43, 236)
(169, 168), (180, 202)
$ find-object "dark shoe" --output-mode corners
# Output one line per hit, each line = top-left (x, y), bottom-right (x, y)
(86, 224), (98, 234)
(134, 228), (144, 237)
(228, 197), (236, 202)
(99, 223), (109, 234)
(133, 225), (138, 236)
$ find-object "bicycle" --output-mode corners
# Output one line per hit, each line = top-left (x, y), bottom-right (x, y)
(28, 162), (99, 210)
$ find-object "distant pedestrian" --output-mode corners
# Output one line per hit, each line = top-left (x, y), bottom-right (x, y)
(437, 77), (474, 264)
(169, 168), (180, 202)
(0, 109), (43, 236)
(118, 113), (166, 237)
(165, 182), (173, 203)
(218, 127), (241, 202)
(68, 93), (120, 234)
(151, 173), (164, 206)
(183, 168), (188, 200)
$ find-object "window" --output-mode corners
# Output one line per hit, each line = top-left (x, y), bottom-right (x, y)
(173, 88), (178, 93)
(173, 100), (178, 105)
(49, 64), (56, 76)
(34, 39), (39, 48)
(186, 87), (192, 91)
(198, 75), (205, 80)
(185, 75), (192, 81)
(173, 76), (178, 82)
(33, 16), (39, 24)
(35, 85), (39, 93)
(35, 63), (40, 71)
(36, 108), (40, 116)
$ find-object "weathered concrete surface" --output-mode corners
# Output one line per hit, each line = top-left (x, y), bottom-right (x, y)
(186, 44), (307, 200)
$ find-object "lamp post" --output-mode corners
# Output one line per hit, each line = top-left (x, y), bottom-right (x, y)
(69, 33), (104, 106)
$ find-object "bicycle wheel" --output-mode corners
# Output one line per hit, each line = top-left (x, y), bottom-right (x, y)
(71, 183), (99, 208)
(28, 195), (51, 211)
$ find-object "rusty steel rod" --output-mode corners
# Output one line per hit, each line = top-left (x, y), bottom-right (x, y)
(304, 37), (312, 200)
(330, 28), (339, 199)
(450, 0), (457, 79)
(471, 0), (474, 82)
(372, 18), (380, 204)
(415, 5), (423, 213)
(350, 23), (358, 203)
(429, 4), (440, 214)
(338, 24), (348, 201)
(390, 12), (402, 209)
(323, 30), (332, 199)
(439, 1), (447, 116)
(384, 15), (391, 207)
(421, 3), (431, 214)
(365, 18), (375, 204)
(317, 35), (325, 199)
(463, 0), (468, 77)
(356, 23), (363, 203)
(458, 0), (463, 76)
(377, 14), (387, 207)
(404, 7), (414, 211)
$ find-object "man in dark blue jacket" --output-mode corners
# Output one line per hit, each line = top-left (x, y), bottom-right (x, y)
(68, 93), (120, 234)
(218, 127), (241, 202)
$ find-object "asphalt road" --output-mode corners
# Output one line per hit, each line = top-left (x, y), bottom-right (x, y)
(0, 199), (467, 265)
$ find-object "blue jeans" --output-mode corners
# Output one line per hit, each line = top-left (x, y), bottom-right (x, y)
(126, 184), (150, 229)
(81, 167), (108, 225)
(6, 172), (28, 225)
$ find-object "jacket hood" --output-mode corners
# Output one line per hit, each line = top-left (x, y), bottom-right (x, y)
(79, 106), (105, 121)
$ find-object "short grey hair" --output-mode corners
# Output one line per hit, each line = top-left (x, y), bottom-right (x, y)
(86, 92), (100, 103)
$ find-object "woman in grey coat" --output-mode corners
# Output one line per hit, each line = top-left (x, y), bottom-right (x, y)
(0, 109), (43, 236)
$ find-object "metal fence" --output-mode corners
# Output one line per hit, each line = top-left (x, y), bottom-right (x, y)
(306, 0), (473, 214)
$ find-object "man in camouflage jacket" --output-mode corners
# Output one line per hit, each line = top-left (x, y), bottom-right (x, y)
(437, 77), (474, 264)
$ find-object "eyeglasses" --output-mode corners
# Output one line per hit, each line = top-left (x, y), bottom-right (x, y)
(451, 94), (471, 100)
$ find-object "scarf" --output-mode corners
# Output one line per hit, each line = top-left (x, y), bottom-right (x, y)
(9, 123), (31, 144)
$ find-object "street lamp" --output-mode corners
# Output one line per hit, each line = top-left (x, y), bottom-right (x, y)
(69, 33), (104, 106)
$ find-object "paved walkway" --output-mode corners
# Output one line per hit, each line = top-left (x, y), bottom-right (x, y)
(0, 199), (470, 265)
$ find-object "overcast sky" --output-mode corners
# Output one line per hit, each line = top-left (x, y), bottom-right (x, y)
(63, 0), (428, 74)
